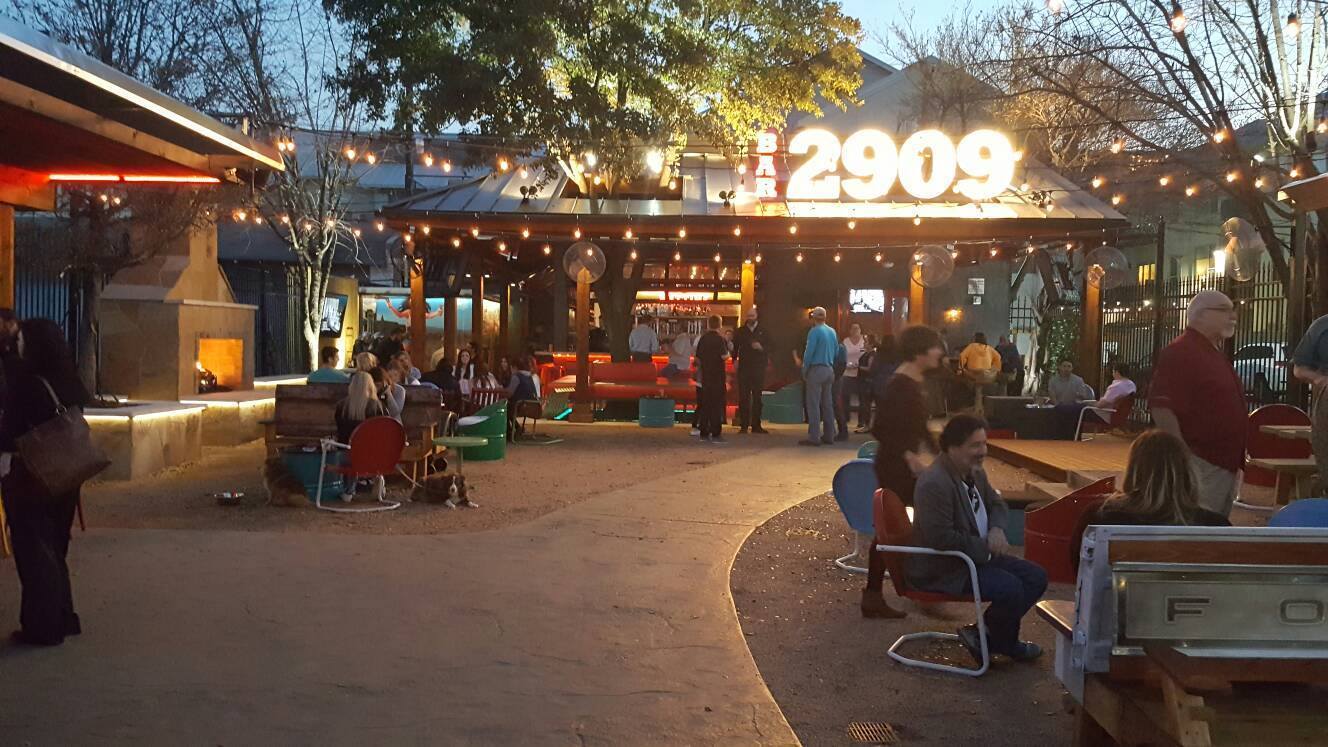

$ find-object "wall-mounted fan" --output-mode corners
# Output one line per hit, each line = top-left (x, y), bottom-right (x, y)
(1222, 217), (1264, 282)
(1084, 246), (1130, 289)
(563, 241), (606, 283)
(910, 244), (955, 288)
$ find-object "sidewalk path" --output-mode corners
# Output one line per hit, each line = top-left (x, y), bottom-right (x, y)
(0, 443), (850, 745)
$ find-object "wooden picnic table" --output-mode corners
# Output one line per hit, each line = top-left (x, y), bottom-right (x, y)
(1259, 424), (1311, 440)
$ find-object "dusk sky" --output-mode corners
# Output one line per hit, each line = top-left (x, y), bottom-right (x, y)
(841, 0), (1005, 61)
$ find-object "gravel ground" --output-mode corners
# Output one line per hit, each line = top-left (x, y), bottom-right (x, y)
(79, 420), (813, 535)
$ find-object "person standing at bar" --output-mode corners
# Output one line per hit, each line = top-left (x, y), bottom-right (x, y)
(861, 325), (944, 618)
(1291, 312), (1328, 495)
(842, 323), (868, 431)
(628, 315), (660, 363)
(799, 307), (838, 446)
(694, 315), (729, 444)
(1149, 290), (1246, 517)
(732, 306), (771, 434)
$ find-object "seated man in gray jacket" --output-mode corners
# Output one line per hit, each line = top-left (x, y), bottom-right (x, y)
(910, 414), (1048, 662)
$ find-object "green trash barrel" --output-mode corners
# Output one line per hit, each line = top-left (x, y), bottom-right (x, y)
(639, 397), (675, 427)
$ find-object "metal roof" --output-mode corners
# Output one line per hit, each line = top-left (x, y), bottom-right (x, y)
(380, 149), (1127, 243)
(0, 18), (283, 177)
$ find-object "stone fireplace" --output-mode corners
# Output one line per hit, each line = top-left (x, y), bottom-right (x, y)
(99, 224), (257, 401)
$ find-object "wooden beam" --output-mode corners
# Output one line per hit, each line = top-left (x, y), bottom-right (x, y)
(471, 271), (485, 363)
(443, 297), (457, 364)
(0, 166), (54, 210)
(0, 205), (13, 308)
(740, 258), (755, 319)
(570, 270), (594, 422)
(1080, 278), (1103, 393)
(408, 246), (426, 368)
(498, 280), (510, 358)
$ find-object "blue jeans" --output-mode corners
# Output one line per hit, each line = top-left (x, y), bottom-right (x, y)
(964, 554), (1048, 655)
(804, 364), (835, 442)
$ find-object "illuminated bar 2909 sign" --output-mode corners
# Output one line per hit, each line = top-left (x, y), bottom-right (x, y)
(766, 128), (1017, 202)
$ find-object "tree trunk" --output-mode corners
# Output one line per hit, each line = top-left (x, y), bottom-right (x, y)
(594, 243), (645, 362)
(296, 261), (326, 373)
(75, 271), (100, 396)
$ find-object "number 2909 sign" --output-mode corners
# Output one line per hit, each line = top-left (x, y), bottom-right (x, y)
(773, 128), (1017, 202)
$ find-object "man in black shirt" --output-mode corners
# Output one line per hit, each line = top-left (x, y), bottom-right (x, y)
(694, 315), (729, 444)
(732, 306), (771, 434)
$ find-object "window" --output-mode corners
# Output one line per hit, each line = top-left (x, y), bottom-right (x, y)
(1137, 263), (1155, 284)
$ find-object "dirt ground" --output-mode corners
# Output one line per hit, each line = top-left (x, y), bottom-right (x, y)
(80, 420), (815, 535)
(730, 460), (1275, 747)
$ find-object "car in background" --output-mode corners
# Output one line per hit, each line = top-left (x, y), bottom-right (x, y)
(1233, 341), (1290, 402)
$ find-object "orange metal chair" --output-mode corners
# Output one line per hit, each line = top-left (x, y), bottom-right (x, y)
(1023, 476), (1115, 584)
(874, 488), (991, 677)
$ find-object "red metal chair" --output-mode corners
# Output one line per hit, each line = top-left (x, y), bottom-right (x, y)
(1236, 404), (1312, 512)
(1023, 476), (1115, 584)
(316, 417), (405, 513)
(874, 488), (990, 677)
(1074, 393), (1135, 441)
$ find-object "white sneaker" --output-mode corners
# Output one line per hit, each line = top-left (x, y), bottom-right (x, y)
(340, 492), (354, 503)
(690, 428), (700, 437)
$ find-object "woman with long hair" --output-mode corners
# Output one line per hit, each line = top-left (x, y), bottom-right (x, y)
(861, 325), (946, 620)
(1071, 429), (1230, 568)
(496, 356), (514, 385)
(332, 372), (385, 503)
(1, 318), (93, 646)
(454, 349), (476, 397)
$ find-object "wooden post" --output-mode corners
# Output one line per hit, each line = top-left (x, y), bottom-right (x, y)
(740, 257), (755, 319)
(471, 270), (485, 363)
(0, 205), (14, 309)
(553, 262), (568, 351)
(497, 279), (510, 358)
(570, 269), (594, 422)
(408, 244), (427, 365)
(1150, 217), (1167, 363)
(443, 297), (457, 363)
(1289, 212), (1309, 409)
(1081, 278), (1103, 394)
(909, 277), (925, 324)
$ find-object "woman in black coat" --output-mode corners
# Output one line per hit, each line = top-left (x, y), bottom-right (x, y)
(1, 318), (92, 646)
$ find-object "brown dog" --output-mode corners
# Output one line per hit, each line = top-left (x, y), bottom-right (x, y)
(414, 473), (478, 508)
(261, 457), (309, 508)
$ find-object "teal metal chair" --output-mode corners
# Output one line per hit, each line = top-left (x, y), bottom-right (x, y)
(857, 440), (879, 459)
(761, 382), (804, 424)
(458, 401), (508, 461)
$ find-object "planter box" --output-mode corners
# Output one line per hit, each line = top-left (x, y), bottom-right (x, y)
(181, 390), (276, 446)
(86, 402), (205, 480)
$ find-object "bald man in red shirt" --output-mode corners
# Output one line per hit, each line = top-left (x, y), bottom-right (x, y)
(1148, 290), (1246, 516)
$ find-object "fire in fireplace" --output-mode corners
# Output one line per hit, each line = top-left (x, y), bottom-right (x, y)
(196, 337), (244, 393)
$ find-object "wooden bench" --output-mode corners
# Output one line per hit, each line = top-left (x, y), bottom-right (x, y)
(262, 384), (446, 475)
(1246, 456), (1316, 504)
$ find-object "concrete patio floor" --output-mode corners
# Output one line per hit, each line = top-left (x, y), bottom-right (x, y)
(0, 438), (852, 745)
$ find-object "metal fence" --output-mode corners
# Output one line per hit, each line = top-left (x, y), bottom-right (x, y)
(223, 262), (307, 376)
(1101, 262), (1294, 414)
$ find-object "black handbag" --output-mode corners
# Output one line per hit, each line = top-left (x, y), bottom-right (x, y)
(15, 376), (110, 496)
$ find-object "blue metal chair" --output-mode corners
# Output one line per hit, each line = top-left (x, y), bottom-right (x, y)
(1268, 498), (1328, 528)
(831, 458), (878, 574)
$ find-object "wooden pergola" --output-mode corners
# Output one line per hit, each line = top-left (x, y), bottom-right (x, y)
(0, 18), (283, 307)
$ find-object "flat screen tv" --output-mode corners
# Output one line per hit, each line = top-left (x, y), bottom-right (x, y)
(849, 288), (885, 314)
(320, 294), (349, 336)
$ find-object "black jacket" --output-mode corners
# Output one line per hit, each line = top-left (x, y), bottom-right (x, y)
(732, 322), (771, 373)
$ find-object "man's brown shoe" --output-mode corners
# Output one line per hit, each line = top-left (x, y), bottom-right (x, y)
(860, 590), (906, 619)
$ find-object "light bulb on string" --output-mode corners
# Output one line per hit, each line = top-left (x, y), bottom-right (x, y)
(1111, 194), (1123, 206)
(674, 250), (682, 261)
(737, 163), (747, 175)
(1169, 1), (1187, 34)
(1291, 167), (1302, 178)
(788, 224), (798, 235)
(1091, 176), (1104, 188)
(668, 178), (678, 190)
(521, 227), (530, 239)
(592, 175), (602, 186)
(733, 226), (742, 237)
(624, 227), (634, 239)
(421, 225), (431, 235)
(497, 241), (507, 252)
(1225, 170), (1239, 182)
(343, 147), (357, 160)
(678, 227), (687, 238)
(452, 237), (462, 248)
(442, 160), (452, 172)
(833, 253), (842, 263)
(1318, 120), (1328, 135)
(364, 152), (377, 165)
(1287, 12), (1301, 39)
(1110, 138), (1124, 154)
(584, 152), (598, 168)
(352, 227), (361, 238)
(1158, 176), (1170, 186)
(795, 252), (804, 263)
(1212, 129), (1228, 144)
(584, 247), (594, 257)
(1045, 0), (1065, 13)
(519, 167), (529, 179)
(913, 216), (922, 226)
(573, 227), (582, 239)
(1185, 185), (1197, 197)
(713, 253), (721, 262)
(847, 220), (857, 230)
(374, 220), (384, 231)
(471, 226), (480, 237)
(755, 253), (763, 263)
(424, 153), (434, 167)
(498, 157), (510, 172)
(630, 249), (638, 260)
(542, 244), (552, 255)
(1254, 176), (1265, 188)
(875, 252), (883, 262)
(990, 248), (999, 258)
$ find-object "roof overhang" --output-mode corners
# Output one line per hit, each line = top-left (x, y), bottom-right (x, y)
(1278, 173), (1328, 212)
(0, 18), (283, 209)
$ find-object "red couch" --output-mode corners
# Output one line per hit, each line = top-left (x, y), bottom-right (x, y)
(550, 361), (699, 403)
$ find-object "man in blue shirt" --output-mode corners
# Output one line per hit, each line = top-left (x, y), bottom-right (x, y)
(307, 346), (350, 383)
(800, 307), (839, 446)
